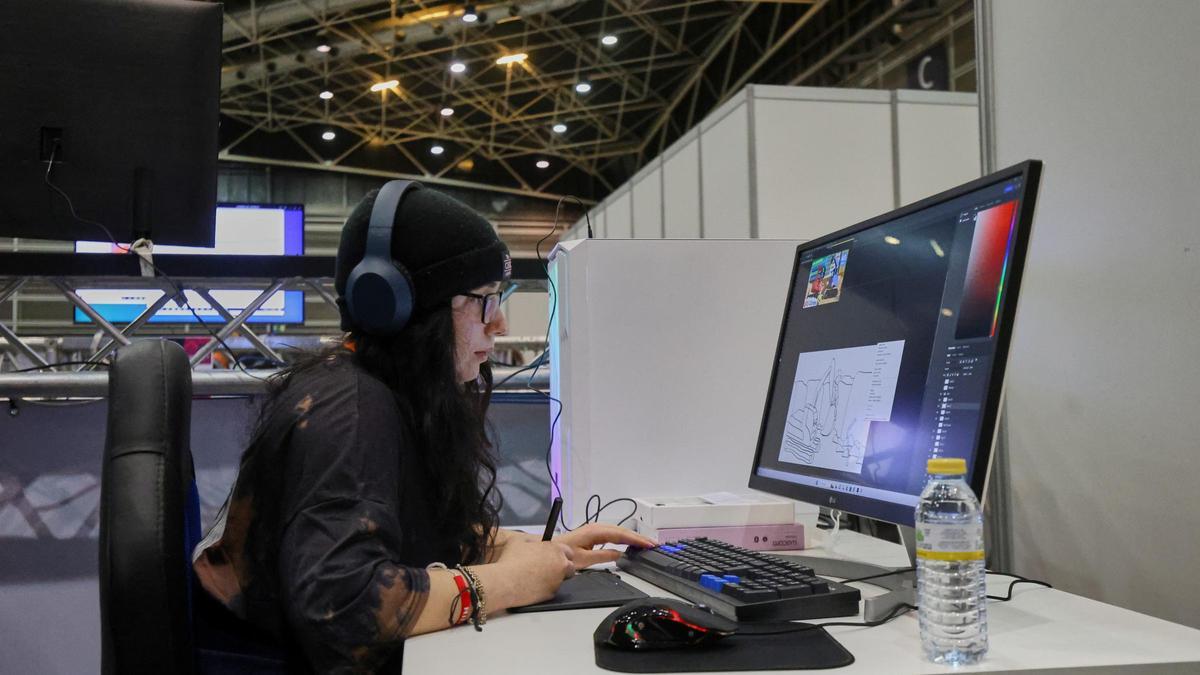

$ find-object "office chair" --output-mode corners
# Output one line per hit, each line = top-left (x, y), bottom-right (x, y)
(99, 339), (201, 674)
(99, 339), (293, 674)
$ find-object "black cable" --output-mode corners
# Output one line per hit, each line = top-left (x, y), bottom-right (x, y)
(492, 352), (546, 390)
(527, 196), (570, 532)
(527, 195), (630, 534)
(551, 195), (592, 241)
(43, 148), (282, 381)
(5, 360), (112, 373)
(819, 602), (918, 629)
(729, 572), (1047, 637)
(835, 568), (1049, 597)
(43, 143), (128, 253)
(540, 389), (571, 532)
(584, 495), (638, 528)
(530, 199), (565, 529)
(986, 571), (1052, 601)
(840, 567), (916, 585)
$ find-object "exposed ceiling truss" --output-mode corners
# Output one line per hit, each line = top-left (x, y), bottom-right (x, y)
(218, 0), (968, 204)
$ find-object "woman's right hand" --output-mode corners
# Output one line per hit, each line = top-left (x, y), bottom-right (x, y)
(495, 540), (576, 606)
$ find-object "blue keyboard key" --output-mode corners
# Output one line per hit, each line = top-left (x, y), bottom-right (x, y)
(723, 575), (740, 584)
(700, 574), (728, 592)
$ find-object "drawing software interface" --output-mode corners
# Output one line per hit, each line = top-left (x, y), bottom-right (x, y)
(753, 174), (1029, 523)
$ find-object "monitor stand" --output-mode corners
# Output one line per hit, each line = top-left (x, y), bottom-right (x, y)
(771, 525), (916, 622)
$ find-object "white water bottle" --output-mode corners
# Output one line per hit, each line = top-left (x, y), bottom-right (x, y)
(915, 458), (987, 665)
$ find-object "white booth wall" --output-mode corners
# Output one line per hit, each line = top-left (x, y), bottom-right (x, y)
(631, 164), (663, 239)
(548, 240), (800, 527)
(570, 85), (981, 243)
(661, 133), (701, 239)
(753, 88), (894, 240)
(980, 0), (1200, 628)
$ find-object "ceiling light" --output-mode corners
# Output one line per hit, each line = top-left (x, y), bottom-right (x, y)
(450, 61), (467, 74)
(319, 90), (334, 100)
(552, 123), (567, 134)
(601, 34), (618, 46)
(884, 235), (901, 245)
(496, 53), (528, 66)
(462, 4), (478, 22)
(536, 159), (550, 169)
(431, 145), (445, 155)
(370, 79), (400, 92)
(321, 130), (336, 141)
(316, 44), (332, 53)
(440, 107), (455, 117)
(574, 81), (592, 94)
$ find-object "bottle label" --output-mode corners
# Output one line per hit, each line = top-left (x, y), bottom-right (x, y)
(915, 523), (984, 561)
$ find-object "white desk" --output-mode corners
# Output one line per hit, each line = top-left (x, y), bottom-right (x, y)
(405, 531), (1200, 674)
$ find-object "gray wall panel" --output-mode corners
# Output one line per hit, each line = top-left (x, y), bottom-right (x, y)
(983, 0), (1200, 628)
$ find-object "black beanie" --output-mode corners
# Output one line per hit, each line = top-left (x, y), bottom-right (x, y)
(334, 184), (512, 331)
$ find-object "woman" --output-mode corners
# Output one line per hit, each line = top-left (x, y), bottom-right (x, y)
(193, 183), (654, 672)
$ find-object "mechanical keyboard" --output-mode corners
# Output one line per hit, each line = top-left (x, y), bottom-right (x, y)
(617, 537), (861, 622)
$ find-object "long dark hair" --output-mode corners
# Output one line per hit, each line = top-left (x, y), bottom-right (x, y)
(236, 304), (501, 600)
(349, 305), (501, 564)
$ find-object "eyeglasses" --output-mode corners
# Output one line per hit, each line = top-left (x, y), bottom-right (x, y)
(462, 285), (516, 324)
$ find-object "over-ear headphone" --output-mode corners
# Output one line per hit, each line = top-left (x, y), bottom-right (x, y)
(344, 180), (421, 335)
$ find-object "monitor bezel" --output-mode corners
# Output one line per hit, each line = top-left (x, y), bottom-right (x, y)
(747, 160), (1042, 527)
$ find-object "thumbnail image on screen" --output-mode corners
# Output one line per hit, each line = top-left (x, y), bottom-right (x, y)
(802, 250), (849, 308)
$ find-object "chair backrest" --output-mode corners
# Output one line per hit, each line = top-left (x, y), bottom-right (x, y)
(99, 339), (199, 675)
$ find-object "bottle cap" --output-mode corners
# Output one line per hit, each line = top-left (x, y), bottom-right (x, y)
(927, 458), (967, 475)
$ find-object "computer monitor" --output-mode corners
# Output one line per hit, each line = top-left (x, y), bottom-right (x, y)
(748, 161), (1042, 530)
(72, 204), (306, 325)
(0, 0), (220, 246)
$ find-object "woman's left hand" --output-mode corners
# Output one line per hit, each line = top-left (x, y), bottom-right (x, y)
(553, 523), (658, 570)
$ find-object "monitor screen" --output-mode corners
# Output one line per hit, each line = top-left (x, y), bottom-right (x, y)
(748, 162), (1041, 527)
(73, 203), (305, 325)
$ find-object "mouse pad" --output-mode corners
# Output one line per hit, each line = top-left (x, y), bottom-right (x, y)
(509, 570), (648, 613)
(593, 623), (855, 672)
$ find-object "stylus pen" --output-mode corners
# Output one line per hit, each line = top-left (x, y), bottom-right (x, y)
(542, 497), (563, 541)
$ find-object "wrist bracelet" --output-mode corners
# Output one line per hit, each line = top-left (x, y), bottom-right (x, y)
(463, 565), (486, 627)
(451, 571), (472, 625)
(455, 564), (487, 631)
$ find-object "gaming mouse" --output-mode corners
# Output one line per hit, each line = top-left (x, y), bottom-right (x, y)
(595, 597), (738, 651)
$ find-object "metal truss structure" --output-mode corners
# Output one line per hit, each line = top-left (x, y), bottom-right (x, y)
(0, 257), (549, 397)
(0, 272), (329, 374)
(217, 0), (967, 203)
